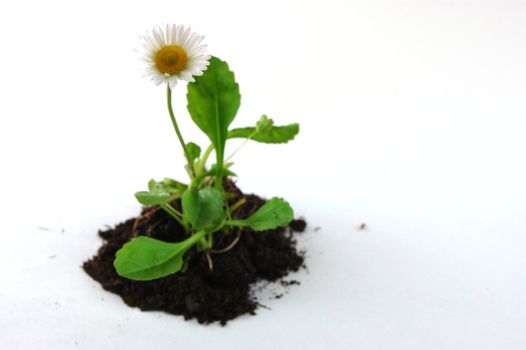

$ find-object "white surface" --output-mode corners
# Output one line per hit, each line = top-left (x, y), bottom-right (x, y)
(1, 0), (526, 349)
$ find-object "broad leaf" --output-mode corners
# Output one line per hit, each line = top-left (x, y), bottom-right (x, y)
(228, 115), (299, 144)
(135, 179), (172, 205)
(186, 142), (201, 162)
(182, 186), (225, 230)
(114, 235), (202, 280)
(186, 56), (240, 165)
(232, 197), (294, 231)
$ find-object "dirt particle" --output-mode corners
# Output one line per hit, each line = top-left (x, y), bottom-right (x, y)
(289, 219), (307, 232)
(280, 280), (300, 287)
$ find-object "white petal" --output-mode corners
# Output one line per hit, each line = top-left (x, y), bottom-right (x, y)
(176, 24), (186, 45)
(178, 70), (192, 81)
(170, 24), (177, 45)
(187, 45), (208, 57)
(168, 77), (178, 89)
(152, 27), (165, 47)
(164, 24), (171, 43)
(179, 26), (192, 47)
(185, 33), (203, 50)
(144, 36), (159, 53)
(151, 74), (164, 85)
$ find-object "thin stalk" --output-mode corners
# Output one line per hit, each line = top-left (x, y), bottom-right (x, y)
(166, 85), (195, 178)
(166, 203), (183, 217)
(207, 233), (214, 249)
(205, 251), (214, 271)
(160, 203), (188, 231)
(187, 229), (208, 245)
(195, 144), (214, 176)
(225, 220), (246, 227)
(229, 197), (246, 213)
(225, 129), (259, 161)
(211, 232), (240, 254)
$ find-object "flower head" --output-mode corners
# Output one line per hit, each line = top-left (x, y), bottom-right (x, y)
(141, 24), (210, 89)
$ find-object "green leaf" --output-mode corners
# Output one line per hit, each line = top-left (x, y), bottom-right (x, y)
(114, 234), (202, 281)
(187, 56), (240, 164)
(135, 179), (172, 205)
(208, 164), (237, 177)
(191, 165), (237, 188)
(228, 115), (299, 144)
(182, 186), (225, 230)
(186, 142), (201, 162)
(231, 197), (294, 231)
(160, 177), (187, 194)
(147, 179), (162, 192)
(256, 114), (273, 132)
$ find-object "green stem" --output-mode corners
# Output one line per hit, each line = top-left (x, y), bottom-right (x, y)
(225, 220), (246, 227)
(196, 144), (214, 176)
(197, 231), (211, 251)
(225, 129), (259, 161)
(207, 233), (214, 249)
(166, 85), (195, 178)
(229, 197), (246, 213)
(187, 229), (207, 246)
(160, 203), (188, 231)
(215, 148), (223, 191)
(165, 203), (183, 217)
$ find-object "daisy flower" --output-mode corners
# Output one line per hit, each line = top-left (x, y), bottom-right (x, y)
(141, 24), (211, 89)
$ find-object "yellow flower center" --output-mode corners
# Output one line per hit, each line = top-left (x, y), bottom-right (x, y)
(155, 45), (188, 75)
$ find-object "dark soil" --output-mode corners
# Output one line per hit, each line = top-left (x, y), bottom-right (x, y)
(83, 181), (306, 325)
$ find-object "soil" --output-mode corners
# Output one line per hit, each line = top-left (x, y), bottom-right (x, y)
(83, 181), (306, 325)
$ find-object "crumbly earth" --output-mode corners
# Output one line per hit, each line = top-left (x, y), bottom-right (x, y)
(83, 181), (306, 325)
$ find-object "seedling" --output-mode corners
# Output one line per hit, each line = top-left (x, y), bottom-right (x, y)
(113, 24), (300, 281)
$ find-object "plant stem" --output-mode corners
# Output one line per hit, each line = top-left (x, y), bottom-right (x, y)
(207, 233), (214, 249)
(195, 144), (214, 176)
(187, 229), (207, 246)
(215, 149), (223, 191)
(205, 251), (214, 271)
(225, 220), (245, 227)
(229, 197), (246, 213)
(160, 203), (188, 231)
(225, 129), (259, 161)
(210, 231), (240, 254)
(166, 85), (195, 178)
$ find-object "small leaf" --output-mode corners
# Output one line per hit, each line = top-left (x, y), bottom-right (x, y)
(135, 179), (172, 205)
(256, 114), (273, 132)
(182, 186), (225, 230)
(160, 178), (188, 194)
(232, 197), (294, 231)
(147, 179), (162, 192)
(186, 142), (201, 162)
(228, 115), (299, 144)
(208, 164), (237, 177)
(192, 165), (237, 188)
(135, 191), (172, 205)
(187, 56), (240, 165)
(114, 235), (200, 280)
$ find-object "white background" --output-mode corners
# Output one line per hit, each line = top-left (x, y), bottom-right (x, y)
(1, 0), (525, 349)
